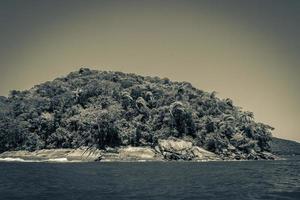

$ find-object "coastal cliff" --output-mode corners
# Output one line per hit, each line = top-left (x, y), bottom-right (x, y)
(0, 68), (277, 161)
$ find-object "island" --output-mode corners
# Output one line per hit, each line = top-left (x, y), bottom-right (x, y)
(0, 68), (285, 162)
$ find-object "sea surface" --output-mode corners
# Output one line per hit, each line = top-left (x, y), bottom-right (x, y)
(0, 157), (299, 200)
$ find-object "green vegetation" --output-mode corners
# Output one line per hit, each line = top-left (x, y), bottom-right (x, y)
(0, 68), (274, 159)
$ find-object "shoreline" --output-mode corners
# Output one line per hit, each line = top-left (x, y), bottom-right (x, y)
(0, 138), (280, 163)
(0, 157), (284, 163)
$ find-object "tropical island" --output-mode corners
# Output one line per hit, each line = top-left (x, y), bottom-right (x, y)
(0, 68), (289, 162)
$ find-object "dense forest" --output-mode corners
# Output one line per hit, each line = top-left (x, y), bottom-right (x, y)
(0, 68), (274, 159)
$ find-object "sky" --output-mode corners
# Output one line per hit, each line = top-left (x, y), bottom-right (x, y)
(0, 0), (299, 141)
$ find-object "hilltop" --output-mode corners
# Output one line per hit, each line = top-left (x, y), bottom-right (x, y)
(0, 68), (276, 161)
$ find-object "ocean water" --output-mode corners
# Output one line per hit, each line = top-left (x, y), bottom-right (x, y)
(0, 158), (299, 200)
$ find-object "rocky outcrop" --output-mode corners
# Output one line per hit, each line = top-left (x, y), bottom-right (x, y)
(0, 148), (103, 162)
(0, 146), (161, 162)
(191, 146), (221, 161)
(66, 147), (102, 161)
(0, 149), (73, 161)
(158, 138), (220, 161)
(118, 147), (160, 161)
(0, 138), (279, 162)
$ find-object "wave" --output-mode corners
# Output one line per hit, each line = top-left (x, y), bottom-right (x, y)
(0, 157), (72, 163)
(47, 158), (69, 162)
(0, 158), (39, 162)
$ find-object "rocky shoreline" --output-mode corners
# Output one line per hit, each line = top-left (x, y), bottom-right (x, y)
(0, 138), (278, 162)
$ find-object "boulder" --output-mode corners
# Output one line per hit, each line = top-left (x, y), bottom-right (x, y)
(158, 138), (219, 161)
(118, 146), (159, 160)
(191, 146), (220, 160)
(158, 138), (192, 153)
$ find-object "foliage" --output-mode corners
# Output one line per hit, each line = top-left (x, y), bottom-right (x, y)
(0, 68), (274, 156)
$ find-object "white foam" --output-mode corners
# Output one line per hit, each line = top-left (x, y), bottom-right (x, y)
(47, 158), (68, 162)
(0, 157), (71, 163)
(0, 158), (41, 162)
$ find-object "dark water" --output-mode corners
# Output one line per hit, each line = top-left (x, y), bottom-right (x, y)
(0, 158), (299, 200)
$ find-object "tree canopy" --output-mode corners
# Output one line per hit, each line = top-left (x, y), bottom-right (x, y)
(0, 68), (274, 158)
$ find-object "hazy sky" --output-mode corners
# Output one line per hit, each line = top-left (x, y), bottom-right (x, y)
(0, 0), (299, 141)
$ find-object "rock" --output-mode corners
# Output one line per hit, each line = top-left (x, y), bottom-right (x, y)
(158, 138), (193, 160)
(191, 146), (220, 160)
(0, 149), (73, 161)
(0, 150), (31, 159)
(0, 141), (247, 162)
(238, 140), (257, 151)
(66, 147), (102, 161)
(163, 152), (193, 161)
(99, 152), (120, 161)
(154, 146), (161, 153)
(259, 151), (278, 160)
(247, 149), (258, 160)
(105, 146), (118, 153)
(34, 149), (73, 159)
(158, 138), (192, 153)
(0, 148), (102, 162)
(118, 146), (159, 160)
(158, 138), (219, 161)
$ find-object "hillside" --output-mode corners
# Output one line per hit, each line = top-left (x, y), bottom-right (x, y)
(0, 68), (276, 160)
(270, 137), (300, 157)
